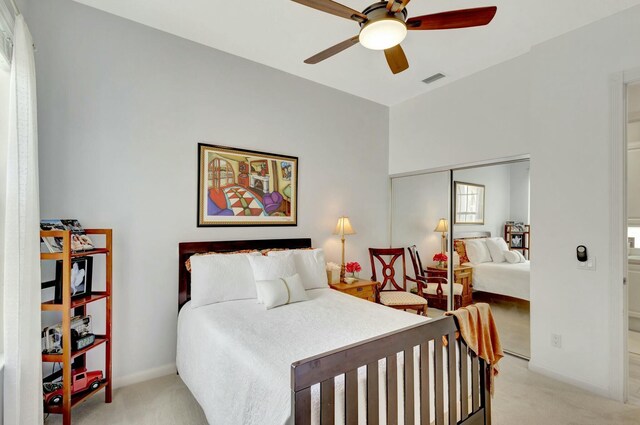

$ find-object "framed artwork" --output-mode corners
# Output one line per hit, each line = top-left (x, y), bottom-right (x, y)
(510, 234), (523, 248)
(454, 181), (485, 225)
(54, 256), (93, 302)
(197, 143), (298, 227)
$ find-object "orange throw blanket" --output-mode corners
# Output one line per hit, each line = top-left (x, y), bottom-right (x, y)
(444, 303), (503, 395)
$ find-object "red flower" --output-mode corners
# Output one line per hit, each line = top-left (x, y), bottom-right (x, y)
(432, 253), (448, 262)
(345, 262), (361, 273)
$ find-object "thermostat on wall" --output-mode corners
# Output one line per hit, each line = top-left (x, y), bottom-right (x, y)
(577, 245), (587, 262)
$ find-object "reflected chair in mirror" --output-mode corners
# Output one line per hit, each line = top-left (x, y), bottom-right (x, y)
(369, 248), (428, 316)
(407, 245), (464, 311)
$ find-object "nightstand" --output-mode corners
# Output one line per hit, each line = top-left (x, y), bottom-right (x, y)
(426, 265), (474, 307)
(330, 280), (378, 302)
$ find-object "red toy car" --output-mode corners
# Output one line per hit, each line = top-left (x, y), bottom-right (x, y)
(43, 368), (103, 405)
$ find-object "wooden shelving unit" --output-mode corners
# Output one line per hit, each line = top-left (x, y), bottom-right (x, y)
(504, 224), (530, 259)
(40, 228), (112, 425)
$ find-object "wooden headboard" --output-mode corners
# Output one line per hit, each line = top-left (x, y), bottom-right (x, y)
(178, 238), (312, 310)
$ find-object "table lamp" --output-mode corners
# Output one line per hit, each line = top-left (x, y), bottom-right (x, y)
(333, 216), (356, 283)
(434, 218), (448, 255)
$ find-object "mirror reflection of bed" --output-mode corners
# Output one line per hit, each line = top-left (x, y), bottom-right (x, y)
(390, 160), (531, 359)
(419, 231), (531, 359)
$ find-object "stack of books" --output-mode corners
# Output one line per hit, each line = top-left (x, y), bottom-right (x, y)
(40, 219), (95, 253)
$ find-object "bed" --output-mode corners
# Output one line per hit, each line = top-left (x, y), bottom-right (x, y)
(177, 238), (491, 425)
(463, 261), (530, 301)
(455, 232), (530, 302)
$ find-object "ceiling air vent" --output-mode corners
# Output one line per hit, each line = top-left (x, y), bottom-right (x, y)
(422, 73), (446, 84)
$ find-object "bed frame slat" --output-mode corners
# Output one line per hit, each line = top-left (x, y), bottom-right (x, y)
(460, 340), (469, 421)
(404, 348), (415, 425)
(320, 378), (335, 425)
(294, 387), (312, 425)
(292, 319), (455, 390)
(471, 354), (480, 411)
(345, 370), (358, 425)
(448, 332), (458, 425)
(434, 336), (444, 425)
(419, 342), (431, 425)
(387, 354), (398, 425)
(367, 362), (380, 425)
(481, 362), (492, 425)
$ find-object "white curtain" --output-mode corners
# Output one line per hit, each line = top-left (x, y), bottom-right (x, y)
(3, 14), (42, 425)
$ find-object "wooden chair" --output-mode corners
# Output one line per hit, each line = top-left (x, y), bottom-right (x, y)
(407, 245), (465, 310)
(369, 248), (428, 316)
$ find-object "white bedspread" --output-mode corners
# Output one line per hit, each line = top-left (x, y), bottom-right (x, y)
(465, 261), (530, 301)
(177, 288), (432, 425)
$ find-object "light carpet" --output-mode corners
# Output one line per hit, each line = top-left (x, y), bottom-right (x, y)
(44, 356), (640, 425)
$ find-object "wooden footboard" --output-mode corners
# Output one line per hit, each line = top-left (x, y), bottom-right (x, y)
(291, 316), (491, 425)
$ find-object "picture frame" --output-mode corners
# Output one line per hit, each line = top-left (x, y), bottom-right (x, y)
(510, 234), (523, 248)
(454, 181), (485, 225)
(54, 257), (93, 302)
(197, 143), (298, 227)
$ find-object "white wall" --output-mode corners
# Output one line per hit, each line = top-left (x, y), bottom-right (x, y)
(629, 149), (640, 224)
(26, 0), (390, 385)
(390, 5), (640, 398)
(509, 161), (530, 224)
(0, 55), (9, 425)
(0, 62), (9, 357)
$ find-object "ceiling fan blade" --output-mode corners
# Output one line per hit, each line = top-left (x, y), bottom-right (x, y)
(292, 0), (367, 22)
(386, 0), (411, 13)
(384, 44), (409, 74)
(407, 6), (497, 30)
(304, 36), (360, 64)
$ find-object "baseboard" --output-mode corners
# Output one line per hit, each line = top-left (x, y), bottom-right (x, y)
(113, 363), (176, 389)
(528, 360), (611, 399)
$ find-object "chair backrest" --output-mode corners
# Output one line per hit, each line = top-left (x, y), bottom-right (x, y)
(407, 245), (425, 280)
(369, 248), (407, 292)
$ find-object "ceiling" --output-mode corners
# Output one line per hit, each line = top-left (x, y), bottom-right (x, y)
(72, 0), (640, 106)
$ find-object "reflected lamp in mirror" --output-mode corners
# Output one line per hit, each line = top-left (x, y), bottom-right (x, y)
(434, 218), (448, 255)
(333, 216), (356, 283)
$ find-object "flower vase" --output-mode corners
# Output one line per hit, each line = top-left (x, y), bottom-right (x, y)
(437, 261), (444, 268)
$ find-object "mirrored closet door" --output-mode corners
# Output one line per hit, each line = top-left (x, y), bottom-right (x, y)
(450, 161), (530, 359)
(391, 171), (451, 318)
(390, 159), (531, 359)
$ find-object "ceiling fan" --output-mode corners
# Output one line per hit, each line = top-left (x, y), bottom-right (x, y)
(292, 0), (497, 74)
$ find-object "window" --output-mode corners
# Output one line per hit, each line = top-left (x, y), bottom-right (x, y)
(454, 181), (485, 224)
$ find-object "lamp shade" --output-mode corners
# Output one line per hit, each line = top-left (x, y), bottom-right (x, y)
(434, 218), (448, 233)
(333, 216), (356, 236)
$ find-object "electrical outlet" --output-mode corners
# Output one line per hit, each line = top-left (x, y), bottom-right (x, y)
(551, 334), (562, 348)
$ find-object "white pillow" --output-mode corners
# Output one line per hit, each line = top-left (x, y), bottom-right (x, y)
(190, 253), (257, 308)
(515, 251), (527, 262)
(504, 250), (520, 264)
(486, 238), (509, 263)
(255, 274), (308, 310)
(248, 254), (297, 303)
(248, 253), (297, 281)
(465, 239), (493, 264)
(268, 249), (329, 289)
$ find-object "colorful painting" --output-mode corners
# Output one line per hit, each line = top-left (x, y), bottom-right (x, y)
(197, 143), (298, 226)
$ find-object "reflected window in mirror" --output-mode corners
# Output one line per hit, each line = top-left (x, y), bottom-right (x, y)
(454, 181), (485, 224)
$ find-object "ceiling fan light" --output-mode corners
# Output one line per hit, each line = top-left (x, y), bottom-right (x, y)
(359, 18), (407, 50)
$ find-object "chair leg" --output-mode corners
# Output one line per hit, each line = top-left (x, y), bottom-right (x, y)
(422, 305), (428, 316)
